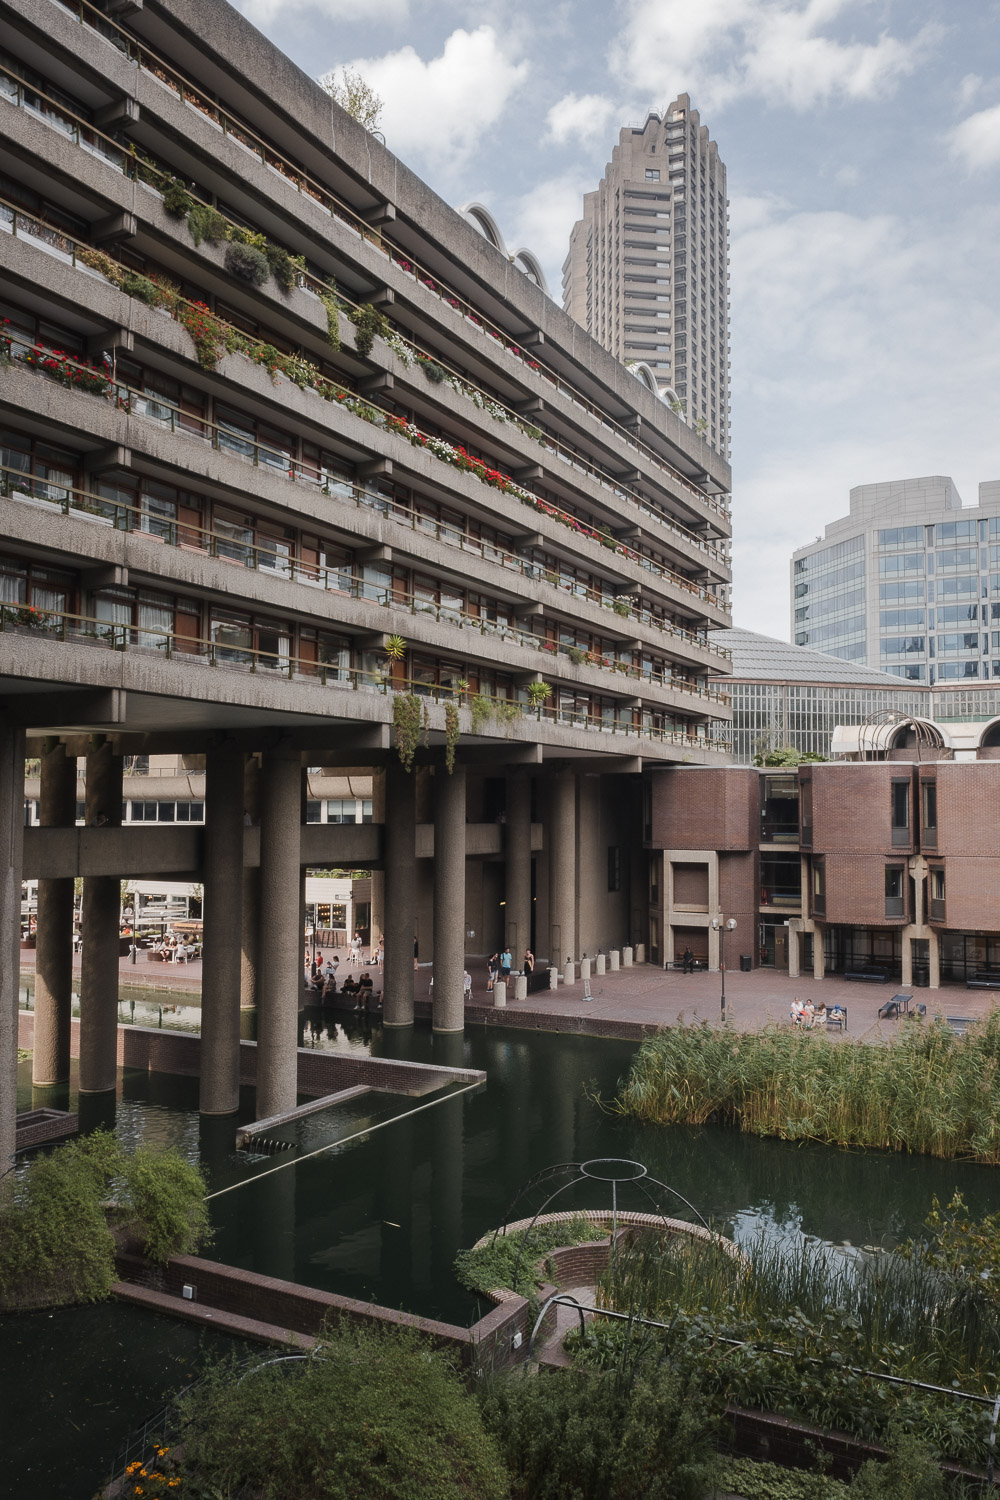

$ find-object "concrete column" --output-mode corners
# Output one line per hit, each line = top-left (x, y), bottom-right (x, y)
(32, 743), (76, 1088)
(788, 925), (801, 980)
(548, 966), (558, 989)
(623, 946), (634, 967)
(78, 742), (122, 1097)
(929, 929), (940, 990)
(200, 748), (245, 1116)
(901, 931), (913, 988)
(610, 950), (620, 971)
(596, 954), (606, 976)
(549, 769), (576, 966)
(370, 769), (386, 949)
(504, 772), (531, 961)
(514, 974), (527, 1001)
(580, 957), (591, 982)
(0, 725), (25, 1186)
(813, 924), (826, 981)
(256, 749), (302, 1119)
(241, 756), (260, 1011)
(493, 980), (506, 1007)
(432, 763), (466, 1032)
(562, 960), (575, 987)
(383, 760), (416, 1027)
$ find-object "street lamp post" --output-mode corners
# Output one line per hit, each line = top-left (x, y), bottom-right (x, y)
(711, 915), (737, 1023)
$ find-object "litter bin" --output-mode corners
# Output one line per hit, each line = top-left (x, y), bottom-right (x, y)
(739, 954), (753, 973)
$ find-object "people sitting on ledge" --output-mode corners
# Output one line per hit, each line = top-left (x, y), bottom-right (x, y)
(357, 971), (374, 1011)
(340, 975), (358, 1001)
(321, 972), (338, 1003)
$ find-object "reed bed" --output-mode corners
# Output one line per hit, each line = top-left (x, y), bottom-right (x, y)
(584, 1230), (1000, 1466)
(613, 1012), (1000, 1161)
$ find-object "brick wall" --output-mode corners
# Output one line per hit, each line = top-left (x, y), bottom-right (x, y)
(822, 854), (904, 926)
(650, 768), (759, 851)
(809, 764), (912, 854)
(935, 764), (1000, 857)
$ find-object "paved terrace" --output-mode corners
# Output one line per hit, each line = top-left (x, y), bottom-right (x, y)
(17, 950), (994, 1042)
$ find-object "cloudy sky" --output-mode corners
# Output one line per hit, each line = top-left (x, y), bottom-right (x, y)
(235, 0), (1000, 641)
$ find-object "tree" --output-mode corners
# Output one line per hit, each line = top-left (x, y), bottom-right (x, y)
(319, 67), (383, 133)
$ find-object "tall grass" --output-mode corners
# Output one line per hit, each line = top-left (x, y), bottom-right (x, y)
(613, 1012), (1000, 1161)
(583, 1230), (1000, 1466)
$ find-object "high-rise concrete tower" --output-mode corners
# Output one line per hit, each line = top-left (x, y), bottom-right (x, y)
(563, 95), (730, 458)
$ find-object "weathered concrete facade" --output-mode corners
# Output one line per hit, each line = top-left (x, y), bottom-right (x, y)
(0, 0), (733, 1146)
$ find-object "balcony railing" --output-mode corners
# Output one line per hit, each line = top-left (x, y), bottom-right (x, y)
(0, 467), (729, 711)
(0, 605), (726, 753)
(7, 20), (732, 523)
(0, 329), (731, 619)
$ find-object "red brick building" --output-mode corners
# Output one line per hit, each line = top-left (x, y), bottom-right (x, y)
(649, 755), (1000, 988)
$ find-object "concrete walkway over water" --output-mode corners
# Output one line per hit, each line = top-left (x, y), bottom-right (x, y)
(18, 949), (995, 1041)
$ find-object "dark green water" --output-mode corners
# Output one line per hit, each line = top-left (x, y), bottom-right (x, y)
(11, 1019), (1000, 1498)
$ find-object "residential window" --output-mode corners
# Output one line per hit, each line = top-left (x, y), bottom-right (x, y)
(810, 859), (825, 915)
(921, 780), (937, 847)
(644, 169), (660, 181)
(884, 865), (904, 918)
(929, 866), (946, 921)
(891, 779), (910, 846)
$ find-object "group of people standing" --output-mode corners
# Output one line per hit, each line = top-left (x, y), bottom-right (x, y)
(486, 948), (533, 990)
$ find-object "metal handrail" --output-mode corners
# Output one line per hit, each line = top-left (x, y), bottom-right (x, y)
(0, 605), (726, 748)
(0, 324), (729, 616)
(5, 23), (732, 523)
(0, 468), (729, 706)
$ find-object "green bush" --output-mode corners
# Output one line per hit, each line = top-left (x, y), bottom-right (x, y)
(849, 1433), (946, 1499)
(455, 1215), (603, 1300)
(172, 1321), (510, 1500)
(0, 1132), (209, 1311)
(479, 1353), (719, 1500)
(348, 300), (389, 357)
(224, 241), (271, 286)
(264, 242), (297, 291)
(187, 202), (228, 246)
(162, 177), (193, 217)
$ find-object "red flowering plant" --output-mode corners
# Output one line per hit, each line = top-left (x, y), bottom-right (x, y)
(1, 602), (54, 630)
(20, 342), (110, 396)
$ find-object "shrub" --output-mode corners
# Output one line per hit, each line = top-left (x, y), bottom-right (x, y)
(0, 1132), (209, 1311)
(264, 242), (297, 291)
(224, 241), (271, 286)
(172, 1322), (510, 1500)
(455, 1215), (601, 1301)
(319, 288), (342, 352)
(187, 202), (228, 246)
(479, 1353), (719, 1500)
(162, 178), (193, 218)
(418, 356), (447, 382)
(348, 300), (389, 357)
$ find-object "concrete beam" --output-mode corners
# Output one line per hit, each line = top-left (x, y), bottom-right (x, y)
(2, 691), (127, 729)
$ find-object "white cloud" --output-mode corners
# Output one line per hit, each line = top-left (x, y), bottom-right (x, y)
(239, 0), (407, 24)
(545, 92), (617, 147)
(507, 172), (595, 273)
(612, 0), (938, 114)
(729, 199), (1000, 634)
(950, 102), (1000, 171)
(337, 27), (528, 168)
(957, 73), (984, 109)
(834, 164), (860, 186)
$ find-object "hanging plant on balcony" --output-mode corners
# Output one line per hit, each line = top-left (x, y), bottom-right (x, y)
(348, 302), (390, 358)
(525, 681), (551, 711)
(187, 203), (229, 247)
(392, 692), (422, 772)
(383, 634), (407, 661)
(162, 178), (194, 218)
(444, 700), (460, 774)
(319, 289), (342, 353)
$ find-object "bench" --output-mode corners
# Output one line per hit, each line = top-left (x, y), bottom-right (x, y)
(966, 972), (1000, 990)
(878, 993), (912, 1020)
(670, 959), (708, 972)
(843, 968), (891, 983)
(946, 1016), (973, 1037)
